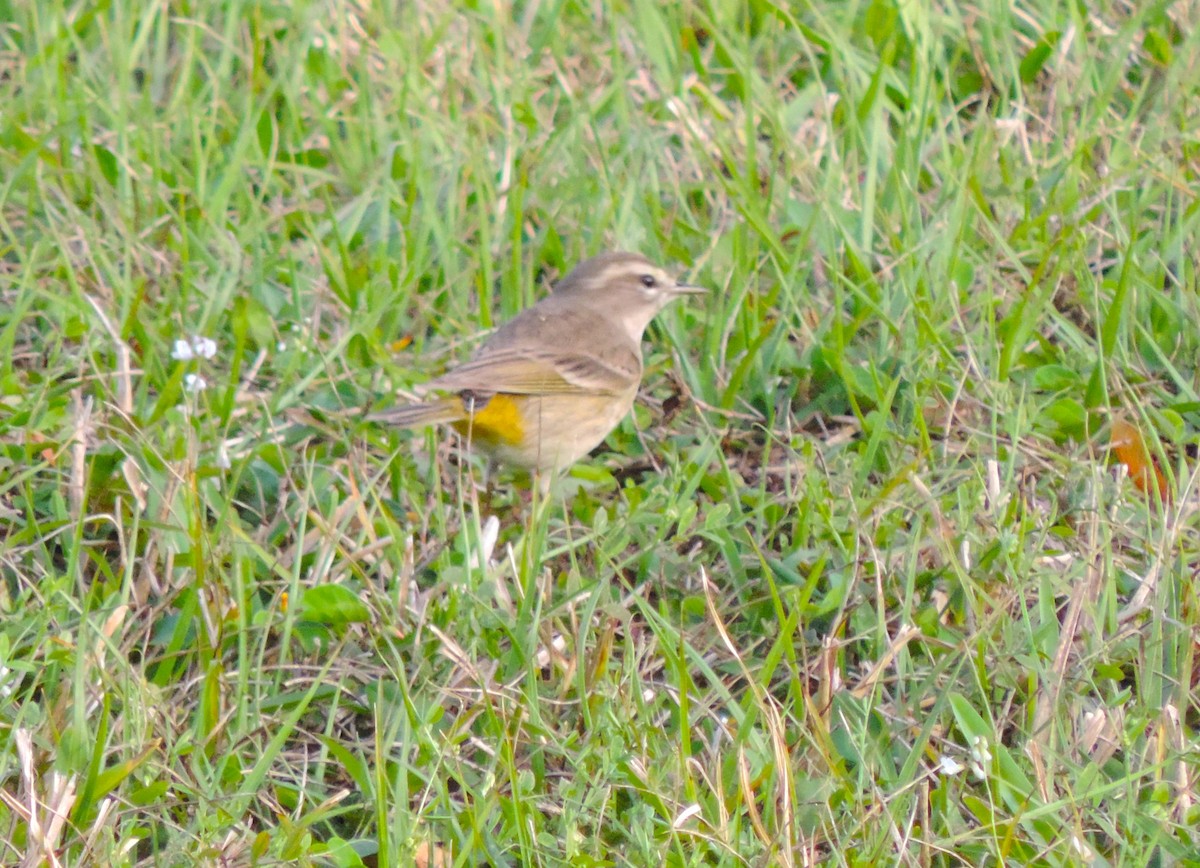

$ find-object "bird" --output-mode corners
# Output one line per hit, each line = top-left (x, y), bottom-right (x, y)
(373, 251), (705, 485)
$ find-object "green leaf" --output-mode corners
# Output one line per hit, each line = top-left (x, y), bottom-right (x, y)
(232, 295), (276, 353)
(1143, 29), (1172, 65)
(300, 584), (370, 625)
(319, 838), (368, 867)
(1030, 364), (1081, 393)
(1019, 31), (1060, 83)
(92, 743), (159, 803)
(1100, 255), (1133, 357)
(948, 692), (991, 740)
(1035, 397), (1086, 440)
(92, 145), (119, 187)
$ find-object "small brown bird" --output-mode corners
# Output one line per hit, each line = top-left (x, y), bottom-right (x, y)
(374, 251), (704, 482)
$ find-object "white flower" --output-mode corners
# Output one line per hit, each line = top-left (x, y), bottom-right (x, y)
(193, 336), (217, 359)
(948, 735), (992, 780)
(0, 666), (17, 699)
(184, 373), (207, 393)
(969, 735), (992, 765)
(938, 755), (965, 776)
(215, 444), (231, 469)
(173, 335), (217, 361)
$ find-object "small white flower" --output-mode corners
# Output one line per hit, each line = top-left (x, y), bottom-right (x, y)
(0, 666), (17, 699)
(215, 444), (231, 469)
(173, 335), (217, 361)
(277, 341), (287, 352)
(969, 760), (987, 780)
(193, 336), (217, 359)
(938, 755), (965, 776)
(184, 373), (207, 393)
(969, 735), (992, 765)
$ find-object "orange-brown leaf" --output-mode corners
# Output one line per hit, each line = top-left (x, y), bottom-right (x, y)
(1110, 417), (1168, 500)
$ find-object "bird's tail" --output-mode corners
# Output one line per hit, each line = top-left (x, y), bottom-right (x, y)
(369, 398), (466, 429)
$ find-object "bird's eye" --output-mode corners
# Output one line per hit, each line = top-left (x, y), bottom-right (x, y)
(640, 274), (657, 288)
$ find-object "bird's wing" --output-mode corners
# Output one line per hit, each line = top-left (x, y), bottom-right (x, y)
(427, 348), (638, 397)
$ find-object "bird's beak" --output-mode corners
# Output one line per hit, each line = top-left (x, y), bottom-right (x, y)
(672, 282), (708, 296)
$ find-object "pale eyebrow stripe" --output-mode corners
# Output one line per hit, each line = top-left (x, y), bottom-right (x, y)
(593, 260), (656, 283)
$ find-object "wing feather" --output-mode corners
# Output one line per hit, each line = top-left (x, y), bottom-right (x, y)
(427, 349), (637, 396)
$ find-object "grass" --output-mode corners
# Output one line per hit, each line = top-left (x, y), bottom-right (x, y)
(2, 0), (1199, 864)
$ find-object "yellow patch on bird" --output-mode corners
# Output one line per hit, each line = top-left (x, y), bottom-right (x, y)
(451, 393), (525, 447)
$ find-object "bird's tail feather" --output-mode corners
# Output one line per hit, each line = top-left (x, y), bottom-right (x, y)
(370, 398), (465, 429)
